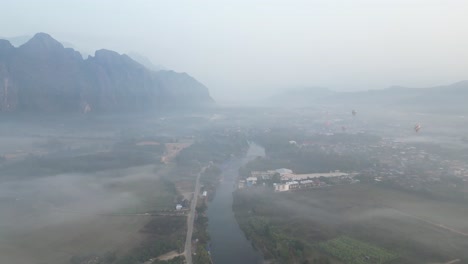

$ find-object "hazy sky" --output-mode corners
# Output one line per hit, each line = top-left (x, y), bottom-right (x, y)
(1, 0), (468, 102)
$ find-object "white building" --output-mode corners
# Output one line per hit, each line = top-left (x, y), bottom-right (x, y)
(281, 171), (350, 181)
(274, 181), (299, 192)
(202, 191), (208, 197)
(246, 177), (258, 185)
(176, 204), (183, 210)
(274, 183), (290, 192)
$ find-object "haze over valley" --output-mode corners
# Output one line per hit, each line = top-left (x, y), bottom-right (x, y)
(1, 1), (468, 264)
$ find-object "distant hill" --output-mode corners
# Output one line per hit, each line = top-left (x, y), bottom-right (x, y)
(270, 82), (468, 114)
(332, 81), (468, 113)
(0, 35), (32, 47)
(127, 52), (166, 72)
(0, 33), (214, 113)
(269, 87), (335, 106)
(0, 35), (89, 58)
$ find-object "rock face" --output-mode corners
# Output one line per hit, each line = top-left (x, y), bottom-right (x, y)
(0, 33), (214, 113)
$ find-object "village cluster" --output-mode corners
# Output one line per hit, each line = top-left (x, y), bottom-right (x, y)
(238, 168), (358, 192)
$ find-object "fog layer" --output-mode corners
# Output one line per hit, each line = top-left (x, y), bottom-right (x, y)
(1, 0), (468, 102)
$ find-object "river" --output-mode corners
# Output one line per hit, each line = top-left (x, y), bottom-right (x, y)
(206, 143), (265, 264)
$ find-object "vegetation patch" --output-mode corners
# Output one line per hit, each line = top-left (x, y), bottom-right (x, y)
(115, 216), (186, 264)
(319, 236), (398, 264)
(238, 216), (308, 263)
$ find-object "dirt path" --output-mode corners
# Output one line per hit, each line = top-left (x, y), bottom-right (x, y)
(157, 250), (183, 261)
(161, 142), (193, 163)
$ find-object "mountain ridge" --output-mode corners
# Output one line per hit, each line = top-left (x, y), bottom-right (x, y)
(0, 33), (214, 113)
(269, 81), (468, 113)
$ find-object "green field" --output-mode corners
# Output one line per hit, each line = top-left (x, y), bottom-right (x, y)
(319, 236), (398, 264)
(233, 184), (468, 263)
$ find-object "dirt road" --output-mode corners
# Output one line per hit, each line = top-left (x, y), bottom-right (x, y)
(184, 166), (207, 264)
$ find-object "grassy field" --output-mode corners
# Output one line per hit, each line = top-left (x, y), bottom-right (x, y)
(233, 184), (468, 263)
(319, 236), (398, 264)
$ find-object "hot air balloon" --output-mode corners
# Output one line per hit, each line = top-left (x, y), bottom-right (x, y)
(414, 124), (421, 133)
(82, 102), (91, 114)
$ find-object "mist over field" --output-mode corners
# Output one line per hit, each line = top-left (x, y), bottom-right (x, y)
(0, 116), (190, 264)
(0, 167), (154, 234)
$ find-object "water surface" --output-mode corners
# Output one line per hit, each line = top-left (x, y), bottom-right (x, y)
(206, 143), (265, 264)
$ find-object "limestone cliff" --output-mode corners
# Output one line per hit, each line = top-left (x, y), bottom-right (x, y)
(0, 33), (214, 113)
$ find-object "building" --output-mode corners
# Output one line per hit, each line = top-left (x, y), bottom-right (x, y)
(251, 170), (276, 180)
(274, 181), (299, 192)
(300, 179), (316, 188)
(246, 177), (258, 186)
(238, 180), (245, 189)
(202, 191), (208, 197)
(176, 204), (183, 210)
(276, 168), (293, 175)
(281, 171), (350, 181)
(287, 181), (300, 190)
(274, 183), (290, 192)
(274, 179), (325, 192)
